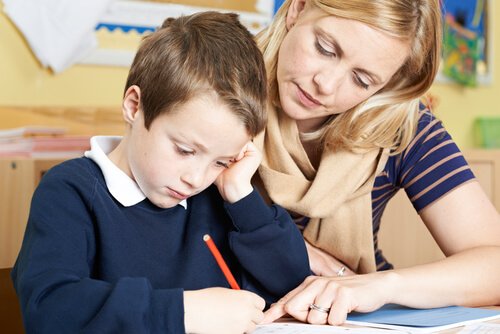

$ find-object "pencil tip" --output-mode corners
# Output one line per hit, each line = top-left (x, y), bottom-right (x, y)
(203, 234), (210, 241)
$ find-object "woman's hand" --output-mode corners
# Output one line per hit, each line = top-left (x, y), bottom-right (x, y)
(305, 240), (355, 277)
(215, 141), (262, 203)
(262, 273), (396, 326)
(184, 287), (265, 334)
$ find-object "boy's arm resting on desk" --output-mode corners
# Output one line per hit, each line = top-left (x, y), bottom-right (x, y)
(11, 163), (185, 333)
(224, 189), (310, 299)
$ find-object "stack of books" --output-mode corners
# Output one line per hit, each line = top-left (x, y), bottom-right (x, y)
(0, 126), (91, 158)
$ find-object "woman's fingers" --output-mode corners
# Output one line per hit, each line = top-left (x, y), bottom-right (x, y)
(263, 276), (368, 326)
(261, 275), (320, 324)
(306, 281), (338, 324)
(327, 288), (351, 325)
(282, 276), (332, 323)
(261, 303), (287, 324)
(264, 277), (359, 326)
(265, 272), (392, 327)
(261, 279), (307, 323)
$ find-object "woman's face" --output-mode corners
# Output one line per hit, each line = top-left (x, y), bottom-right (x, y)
(277, 1), (410, 132)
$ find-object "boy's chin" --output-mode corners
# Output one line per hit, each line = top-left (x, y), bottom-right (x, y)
(151, 197), (183, 209)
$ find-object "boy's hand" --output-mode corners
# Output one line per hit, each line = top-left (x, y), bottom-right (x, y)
(215, 141), (262, 203)
(184, 287), (265, 334)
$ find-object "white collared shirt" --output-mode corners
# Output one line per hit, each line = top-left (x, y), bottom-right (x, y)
(84, 136), (187, 209)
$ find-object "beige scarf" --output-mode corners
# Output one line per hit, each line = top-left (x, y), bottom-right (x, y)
(254, 106), (389, 273)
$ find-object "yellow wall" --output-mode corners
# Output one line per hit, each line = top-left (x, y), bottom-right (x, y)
(0, 1), (499, 147)
(0, 2), (127, 108)
(430, 1), (500, 149)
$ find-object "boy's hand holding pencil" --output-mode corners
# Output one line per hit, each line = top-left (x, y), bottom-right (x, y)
(184, 234), (264, 333)
(183, 287), (265, 334)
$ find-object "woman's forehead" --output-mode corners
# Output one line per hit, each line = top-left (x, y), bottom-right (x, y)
(300, 10), (410, 83)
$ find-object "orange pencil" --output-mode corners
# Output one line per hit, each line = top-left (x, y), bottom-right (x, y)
(203, 234), (240, 290)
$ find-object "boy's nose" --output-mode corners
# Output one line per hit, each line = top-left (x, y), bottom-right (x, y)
(181, 166), (205, 189)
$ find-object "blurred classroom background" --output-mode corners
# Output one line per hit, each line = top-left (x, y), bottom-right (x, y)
(0, 0), (498, 148)
(0, 1), (499, 333)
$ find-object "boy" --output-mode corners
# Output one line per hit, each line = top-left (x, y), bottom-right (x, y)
(11, 12), (309, 334)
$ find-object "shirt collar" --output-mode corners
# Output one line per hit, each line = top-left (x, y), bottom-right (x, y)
(84, 136), (187, 209)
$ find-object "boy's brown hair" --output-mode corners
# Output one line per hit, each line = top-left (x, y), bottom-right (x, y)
(125, 11), (267, 137)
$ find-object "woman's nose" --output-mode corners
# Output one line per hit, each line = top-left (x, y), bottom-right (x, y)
(313, 65), (345, 96)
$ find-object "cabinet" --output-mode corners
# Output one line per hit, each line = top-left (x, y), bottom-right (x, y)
(378, 149), (500, 268)
(0, 158), (62, 268)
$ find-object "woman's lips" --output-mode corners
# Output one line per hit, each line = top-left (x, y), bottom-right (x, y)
(297, 85), (322, 108)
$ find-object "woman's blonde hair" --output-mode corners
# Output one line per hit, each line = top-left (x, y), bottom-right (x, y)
(256, 0), (442, 153)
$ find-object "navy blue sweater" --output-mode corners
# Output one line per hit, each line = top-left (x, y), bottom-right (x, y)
(12, 158), (310, 333)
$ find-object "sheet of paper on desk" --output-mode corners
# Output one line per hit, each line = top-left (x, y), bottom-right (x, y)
(253, 322), (406, 333)
(345, 304), (500, 333)
(458, 323), (500, 334)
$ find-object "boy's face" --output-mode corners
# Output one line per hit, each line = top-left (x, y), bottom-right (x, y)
(121, 92), (251, 209)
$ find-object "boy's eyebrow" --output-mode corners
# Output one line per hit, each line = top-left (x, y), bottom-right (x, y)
(190, 140), (209, 153)
(318, 28), (383, 84)
(190, 139), (238, 160)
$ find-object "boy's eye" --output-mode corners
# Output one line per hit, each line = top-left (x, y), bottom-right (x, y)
(215, 161), (229, 169)
(176, 145), (194, 156)
(315, 38), (336, 58)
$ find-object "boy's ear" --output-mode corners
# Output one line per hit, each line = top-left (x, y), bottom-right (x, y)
(286, 0), (307, 30)
(122, 85), (141, 125)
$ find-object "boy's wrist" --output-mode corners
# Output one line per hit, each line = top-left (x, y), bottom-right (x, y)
(222, 184), (254, 203)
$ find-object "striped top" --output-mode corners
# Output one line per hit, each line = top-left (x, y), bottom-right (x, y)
(296, 109), (476, 270)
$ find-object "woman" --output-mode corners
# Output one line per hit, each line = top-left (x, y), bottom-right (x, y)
(254, 0), (500, 326)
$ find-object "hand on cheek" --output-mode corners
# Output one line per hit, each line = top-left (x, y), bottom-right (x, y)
(215, 141), (262, 203)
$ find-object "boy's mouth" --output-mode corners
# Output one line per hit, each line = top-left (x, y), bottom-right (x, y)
(167, 187), (189, 200)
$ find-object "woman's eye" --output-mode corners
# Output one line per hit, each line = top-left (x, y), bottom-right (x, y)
(354, 73), (369, 90)
(315, 39), (336, 58)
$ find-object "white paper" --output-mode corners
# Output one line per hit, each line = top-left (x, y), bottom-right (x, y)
(253, 322), (407, 334)
(3, 0), (114, 73)
(458, 323), (500, 334)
